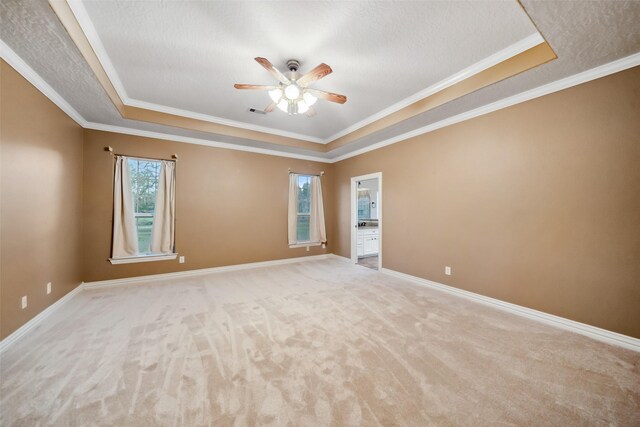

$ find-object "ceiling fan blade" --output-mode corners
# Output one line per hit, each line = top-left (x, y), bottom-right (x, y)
(305, 107), (317, 117)
(234, 84), (277, 90)
(254, 57), (291, 84)
(264, 102), (277, 113)
(296, 63), (332, 86)
(306, 88), (347, 104)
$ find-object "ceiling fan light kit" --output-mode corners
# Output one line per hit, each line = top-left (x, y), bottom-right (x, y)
(268, 82), (317, 115)
(234, 57), (347, 117)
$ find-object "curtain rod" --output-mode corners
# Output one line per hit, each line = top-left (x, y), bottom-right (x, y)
(288, 168), (324, 176)
(104, 146), (178, 162)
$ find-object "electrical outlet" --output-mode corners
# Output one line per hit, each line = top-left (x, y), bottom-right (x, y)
(445, 266), (452, 276)
(321, 243), (326, 249)
(47, 282), (52, 294)
(21, 296), (28, 309)
(179, 256), (185, 264)
(306, 246), (310, 252)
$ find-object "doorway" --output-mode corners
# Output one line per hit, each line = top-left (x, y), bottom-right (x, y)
(351, 173), (382, 270)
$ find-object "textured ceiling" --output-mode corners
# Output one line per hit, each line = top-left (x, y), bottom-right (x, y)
(1, 0), (639, 161)
(77, 0), (537, 140)
(327, 0), (640, 159)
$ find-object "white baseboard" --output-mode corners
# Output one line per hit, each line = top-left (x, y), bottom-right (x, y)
(0, 283), (84, 354)
(83, 254), (334, 289)
(6, 257), (636, 354)
(382, 268), (640, 352)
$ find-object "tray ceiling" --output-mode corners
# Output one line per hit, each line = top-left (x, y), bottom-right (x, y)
(73, 0), (538, 142)
(1, 1), (639, 161)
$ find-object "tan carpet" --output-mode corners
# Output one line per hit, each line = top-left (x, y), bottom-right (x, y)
(1, 258), (638, 426)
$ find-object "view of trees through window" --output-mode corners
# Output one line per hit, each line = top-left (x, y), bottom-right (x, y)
(297, 175), (311, 242)
(129, 158), (160, 253)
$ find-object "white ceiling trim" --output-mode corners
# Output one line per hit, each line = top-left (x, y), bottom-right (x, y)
(331, 51), (640, 162)
(66, 0), (323, 144)
(0, 39), (87, 127)
(91, 51), (640, 165)
(124, 98), (325, 144)
(324, 33), (545, 143)
(64, 0), (543, 145)
(5, 34), (638, 166)
(66, 0), (129, 103)
(0, 38), (330, 163)
(84, 122), (333, 163)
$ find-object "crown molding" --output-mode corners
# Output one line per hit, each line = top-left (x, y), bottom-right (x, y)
(0, 39), (87, 127)
(59, 0), (547, 146)
(1, 38), (331, 162)
(324, 33), (544, 143)
(64, 0), (129, 101)
(330, 51), (640, 162)
(49, 0), (325, 150)
(4, 34), (638, 165)
(102, 33), (544, 147)
(84, 122), (332, 163)
(325, 40), (556, 151)
(65, 0), (324, 145)
(124, 98), (325, 144)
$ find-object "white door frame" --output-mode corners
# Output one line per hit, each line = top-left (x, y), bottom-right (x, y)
(351, 172), (382, 270)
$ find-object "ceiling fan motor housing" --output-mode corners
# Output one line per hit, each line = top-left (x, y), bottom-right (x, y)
(286, 60), (301, 81)
(287, 59), (300, 72)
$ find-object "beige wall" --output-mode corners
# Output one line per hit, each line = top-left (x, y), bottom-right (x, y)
(1, 60), (84, 339)
(2, 56), (639, 342)
(332, 66), (640, 338)
(82, 130), (332, 282)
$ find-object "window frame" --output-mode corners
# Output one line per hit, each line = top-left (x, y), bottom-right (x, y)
(289, 174), (323, 248)
(109, 156), (178, 264)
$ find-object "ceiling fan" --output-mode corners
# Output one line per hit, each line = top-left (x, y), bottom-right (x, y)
(234, 58), (347, 117)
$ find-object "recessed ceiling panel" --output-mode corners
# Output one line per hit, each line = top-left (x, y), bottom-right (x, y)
(78, 0), (538, 140)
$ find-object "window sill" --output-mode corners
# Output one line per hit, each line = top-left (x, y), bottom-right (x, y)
(109, 253), (178, 265)
(288, 242), (325, 249)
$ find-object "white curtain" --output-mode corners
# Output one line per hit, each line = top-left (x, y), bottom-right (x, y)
(310, 175), (327, 243)
(287, 173), (298, 246)
(112, 156), (138, 258)
(150, 160), (176, 254)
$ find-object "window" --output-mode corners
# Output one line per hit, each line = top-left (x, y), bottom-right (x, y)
(296, 175), (311, 242)
(128, 158), (161, 254)
(111, 155), (176, 264)
(288, 172), (326, 248)
(357, 190), (371, 220)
